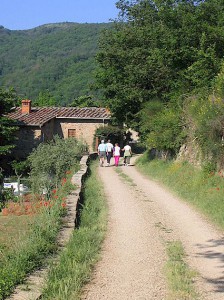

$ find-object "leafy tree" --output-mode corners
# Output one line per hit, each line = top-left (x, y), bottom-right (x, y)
(94, 125), (126, 149)
(146, 106), (186, 156)
(95, 0), (224, 130)
(0, 87), (18, 158)
(138, 100), (164, 144)
(70, 95), (100, 107)
(34, 90), (57, 107)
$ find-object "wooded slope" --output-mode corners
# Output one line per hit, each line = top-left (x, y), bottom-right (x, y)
(0, 22), (110, 105)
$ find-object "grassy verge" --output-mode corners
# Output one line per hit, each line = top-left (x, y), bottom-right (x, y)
(0, 172), (75, 300)
(165, 241), (198, 300)
(41, 160), (108, 300)
(137, 152), (224, 229)
(114, 167), (136, 186)
(0, 215), (32, 260)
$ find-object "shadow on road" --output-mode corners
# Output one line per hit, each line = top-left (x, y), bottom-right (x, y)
(195, 238), (224, 293)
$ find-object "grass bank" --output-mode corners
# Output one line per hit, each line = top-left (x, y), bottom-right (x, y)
(0, 172), (75, 300)
(137, 152), (224, 229)
(41, 160), (108, 300)
(165, 241), (198, 300)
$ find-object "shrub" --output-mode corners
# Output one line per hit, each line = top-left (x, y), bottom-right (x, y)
(28, 136), (87, 194)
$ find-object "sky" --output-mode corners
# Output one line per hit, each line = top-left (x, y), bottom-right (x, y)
(0, 0), (119, 30)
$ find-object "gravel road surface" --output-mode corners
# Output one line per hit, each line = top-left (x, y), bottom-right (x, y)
(82, 157), (224, 300)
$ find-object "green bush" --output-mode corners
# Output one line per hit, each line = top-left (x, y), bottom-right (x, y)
(184, 94), (224, 169)
(28, 136), (87, 194)
(147, 108), (185, 155)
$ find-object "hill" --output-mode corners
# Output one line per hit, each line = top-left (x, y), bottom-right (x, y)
(0, 22), (110, 105)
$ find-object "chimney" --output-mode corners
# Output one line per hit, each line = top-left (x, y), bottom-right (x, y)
(21, 99), (32, 114)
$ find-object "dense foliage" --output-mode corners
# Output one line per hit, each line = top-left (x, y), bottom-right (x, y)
(95, 0), (224, 165)
(93, 125), (126, 149)
(183, 66), (224, 168)
(0, 23), (110, 106)
(28, 136), (88, 195)
(0, 88), (18, 157)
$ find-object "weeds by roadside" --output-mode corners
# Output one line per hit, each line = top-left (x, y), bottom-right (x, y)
(137, 152), (224, 229)
(41, 160), (107, 300)
(165, 241), (198, 300)
(115, 167), (137, 186)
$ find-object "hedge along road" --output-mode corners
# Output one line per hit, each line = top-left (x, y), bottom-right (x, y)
(82, 157), (224, 300)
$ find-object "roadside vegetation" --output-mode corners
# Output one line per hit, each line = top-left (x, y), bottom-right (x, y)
(96, 0), (224, 173)
(0, 137), (87, 299)
(0, 181), (70, 299)
(41, 160), (107, 300)
(165, 241), (198, 300)
(137, 152), (224, 230)
(114, 166), (136, 186)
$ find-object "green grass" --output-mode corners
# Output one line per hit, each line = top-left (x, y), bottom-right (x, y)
(114, 167), (137, 186)
(0, 171), (76, 300)
(0, 206), (63, 300)
(165, 241), (198, 300)
(137, 152), (224, 229)
(0, 215), (32, 258)
(41, 160), (108, 300)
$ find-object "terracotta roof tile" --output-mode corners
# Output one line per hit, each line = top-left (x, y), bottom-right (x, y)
(7, 107), (111, 127)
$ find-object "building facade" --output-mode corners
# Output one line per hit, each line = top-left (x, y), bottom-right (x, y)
(7, 100), (110, 159)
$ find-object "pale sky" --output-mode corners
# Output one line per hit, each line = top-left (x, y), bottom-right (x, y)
(0, 0), (119, 30)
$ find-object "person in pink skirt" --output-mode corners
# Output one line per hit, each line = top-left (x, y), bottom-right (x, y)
(113, 143), (121, 167)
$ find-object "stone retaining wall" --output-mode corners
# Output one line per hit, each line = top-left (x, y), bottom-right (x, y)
(7, 155), (90, 300)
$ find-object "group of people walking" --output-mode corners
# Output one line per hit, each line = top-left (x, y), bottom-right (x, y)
(98, 140), (132, 167)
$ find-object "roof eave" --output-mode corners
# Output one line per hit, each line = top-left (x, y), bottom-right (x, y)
(56, 117), (111, 120)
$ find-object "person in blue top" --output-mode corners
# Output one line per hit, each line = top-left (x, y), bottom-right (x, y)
(98, 140), (107, 167)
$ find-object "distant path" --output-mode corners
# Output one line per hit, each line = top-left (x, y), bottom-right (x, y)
(82, 157), (224, 300)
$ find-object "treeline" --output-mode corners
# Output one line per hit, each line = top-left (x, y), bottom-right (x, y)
(0, 22), (110, 106)
(96, 0), (224, 170)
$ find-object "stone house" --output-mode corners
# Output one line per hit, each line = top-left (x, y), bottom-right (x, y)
(7, 100), (110, 159)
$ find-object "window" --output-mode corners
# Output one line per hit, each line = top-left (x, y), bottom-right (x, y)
(68, 129), (76, 138)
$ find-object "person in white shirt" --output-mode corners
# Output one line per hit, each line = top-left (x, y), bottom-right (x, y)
(122, 143), (132, 166)
(106, 139), (114, 166)
(113, 143), (121, 167)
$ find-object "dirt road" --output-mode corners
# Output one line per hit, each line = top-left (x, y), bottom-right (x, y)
(82, 158), (224, 300)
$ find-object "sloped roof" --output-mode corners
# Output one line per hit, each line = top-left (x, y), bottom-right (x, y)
(7, 106), (111, 127)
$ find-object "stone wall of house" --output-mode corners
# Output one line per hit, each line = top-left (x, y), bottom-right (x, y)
(41, 119), (55, 142)
(55, 119), (107, 152)
(12, 127), (42, 159)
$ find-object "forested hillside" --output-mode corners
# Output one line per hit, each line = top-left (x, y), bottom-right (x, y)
(0, 22), (110, 105)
